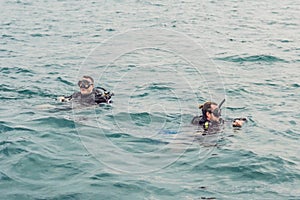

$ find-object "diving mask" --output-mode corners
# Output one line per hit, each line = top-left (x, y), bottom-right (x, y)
(211, 108), (221, 117)
(211, 99), (225, 117)
(78, 80), (93, 89)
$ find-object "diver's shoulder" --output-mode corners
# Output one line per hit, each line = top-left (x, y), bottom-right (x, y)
(191, 116), (206, 125)
(191, 116), (200, 125)
(71, 92), (81, 97)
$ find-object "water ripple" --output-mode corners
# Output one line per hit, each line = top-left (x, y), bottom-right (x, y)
(216, 54), (288, 63)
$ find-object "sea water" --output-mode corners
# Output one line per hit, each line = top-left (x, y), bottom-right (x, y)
(1, 0), (299, 199)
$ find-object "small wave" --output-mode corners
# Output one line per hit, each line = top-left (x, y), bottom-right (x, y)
(99, 131), (169, 154)
(291, 83), (300, 88)
(109, 111), (177, 129)
(12, 0), (32, 5)
(0, 121), (14, 132)
(194, 150), (300, 184)
(106, 133), (131, 138)
(0, 49), (17, 58)
(277, 128), (299, 141)
(30, 33), (50, 37)
(90, 172), (115, 180)
(0, 145), (29, 157)
(0, 171), (13, 181)
(0, 137), (33, 158)
(0, 67), (34, 75)
(56, 77), (73, 86)
(16, 87), (53, 98)
(130, 92), (149, 98)
(106, 28), (116, 32)
(128, 137), (169, 145)
(0, 84), (14, 93)
(216, 55), (288, 63)
(147, 83), (172, 91)
(31, 116), (75, 128)
(160, 130), (178, 134)
(0, 121), (34, 134)
(130, 112), (152, 126)
(1, 34), (14, 39)
(253, 81), (280, 87)
(0, 85), (54, 100)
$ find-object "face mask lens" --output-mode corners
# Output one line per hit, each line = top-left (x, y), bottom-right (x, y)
(212, 108), (221, 117)
(78, 80), (91, 89)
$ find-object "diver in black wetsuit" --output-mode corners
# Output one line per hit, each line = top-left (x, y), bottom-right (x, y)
(191, 99), (246, 131)
(57, 75), (113, 105)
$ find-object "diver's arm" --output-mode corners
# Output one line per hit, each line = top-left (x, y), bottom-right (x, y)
(223, 118), (247, 128)
(57, 92), (78, 102)
(57, 95), (72, 102)
(58, 91), (81, 102)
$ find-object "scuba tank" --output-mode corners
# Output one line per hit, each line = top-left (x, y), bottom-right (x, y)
(95, 87), (114, 104)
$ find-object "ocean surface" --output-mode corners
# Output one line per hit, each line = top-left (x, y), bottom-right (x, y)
(1, 0), (299, 199)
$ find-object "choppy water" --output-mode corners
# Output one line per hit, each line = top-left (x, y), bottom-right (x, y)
(1, 0), (300, 199)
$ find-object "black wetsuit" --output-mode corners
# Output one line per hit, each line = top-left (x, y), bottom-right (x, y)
(66, 89), (112, 105)
(191, 116), (224, 132)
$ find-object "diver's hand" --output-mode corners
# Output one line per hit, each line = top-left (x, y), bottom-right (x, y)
(232, 118), (247, 127)
(57, 96), (70, 102)
(104, 91), (114, 97)
(57, 96), (65, 102)
(104, 91), (109, 96)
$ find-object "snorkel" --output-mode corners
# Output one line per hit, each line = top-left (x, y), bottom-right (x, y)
(218, 99), (225, 108)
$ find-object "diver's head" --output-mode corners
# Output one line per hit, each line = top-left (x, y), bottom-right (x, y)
(199, 101), (221, 122)
(78, 75), (94, 95)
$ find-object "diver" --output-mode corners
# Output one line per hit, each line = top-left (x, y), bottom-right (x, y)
(191, 99), (246, 132)
(57, 75), (113, 105)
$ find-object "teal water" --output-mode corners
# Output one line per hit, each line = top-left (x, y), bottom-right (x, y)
(1, 0), (300, 199)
